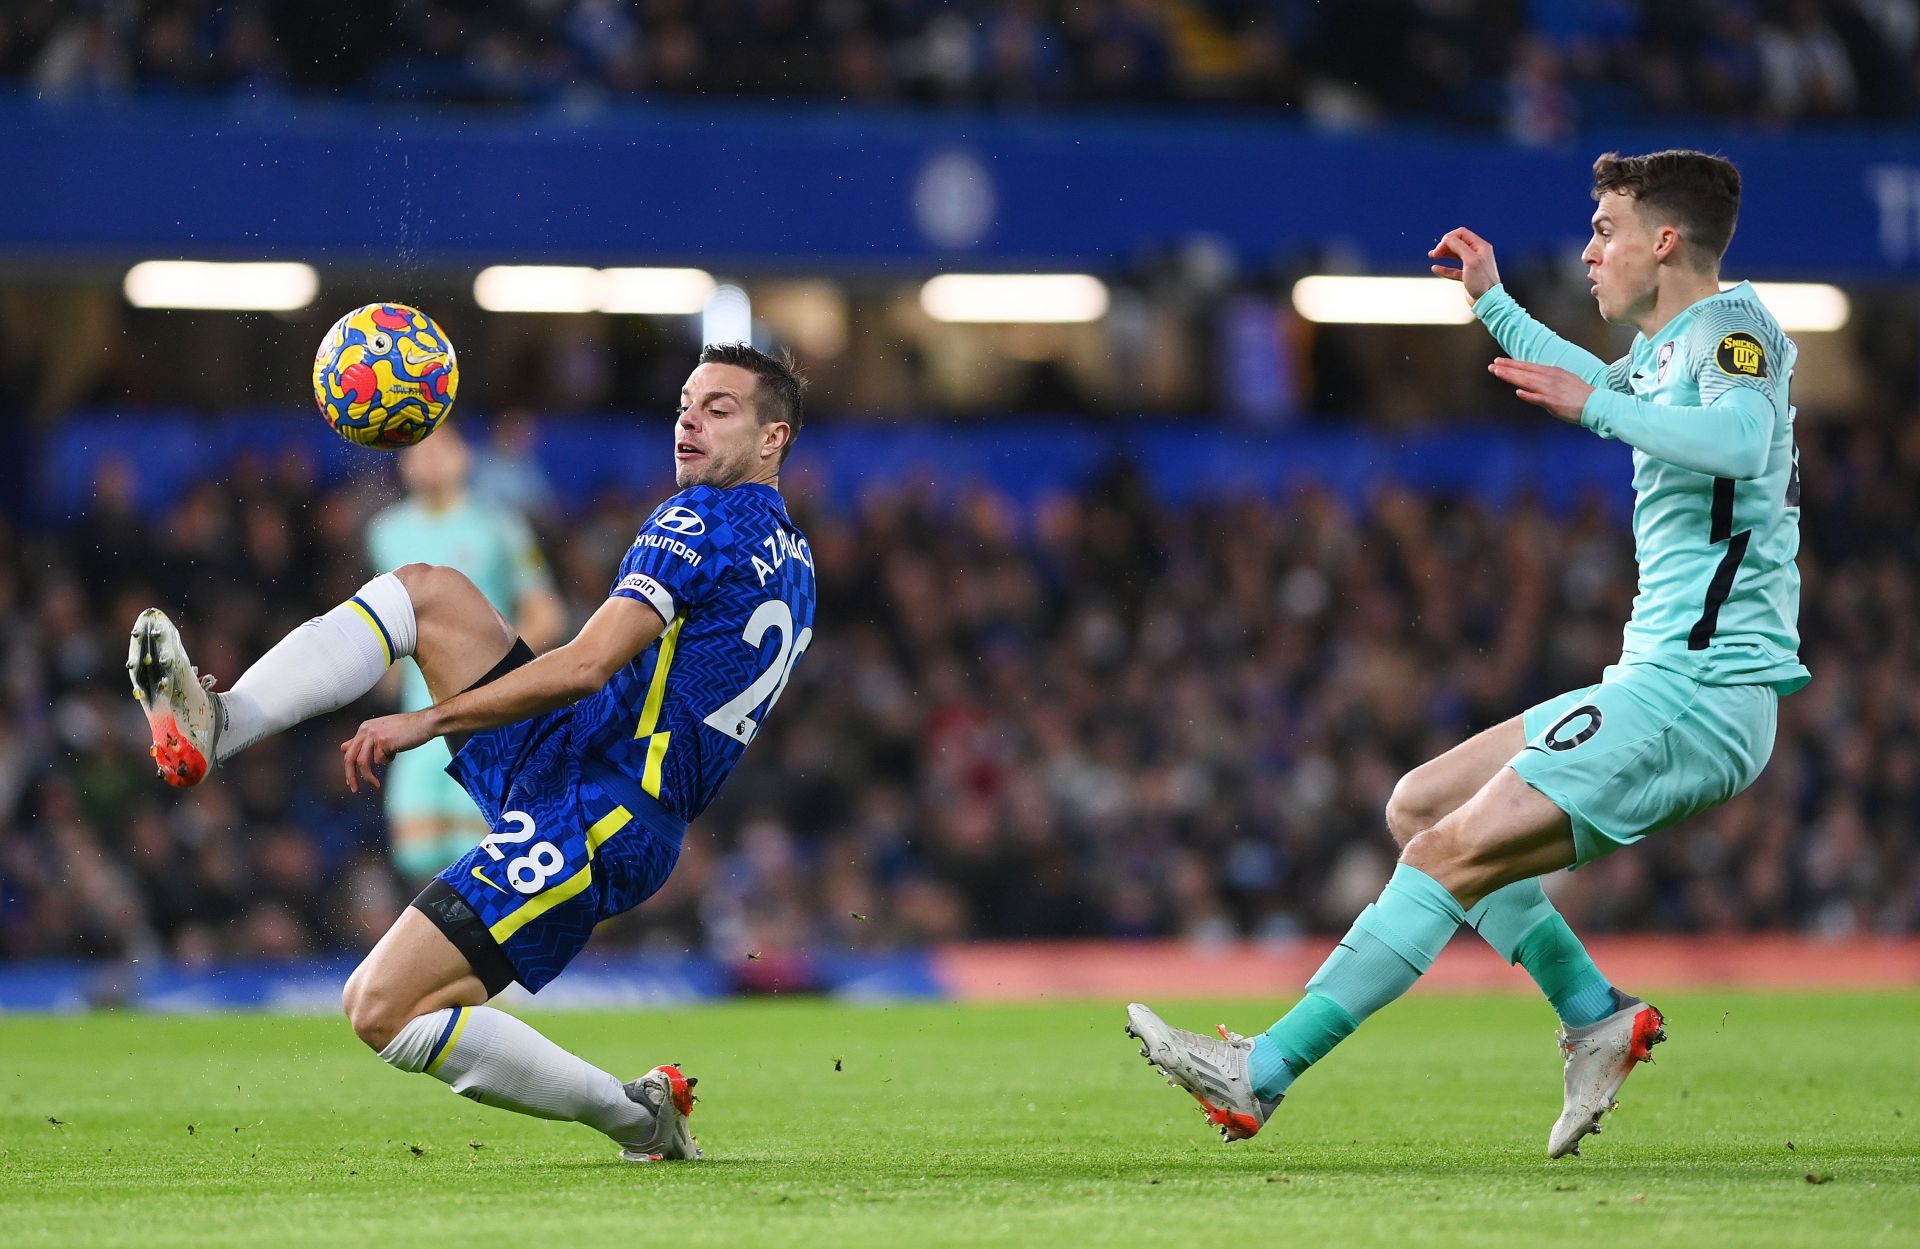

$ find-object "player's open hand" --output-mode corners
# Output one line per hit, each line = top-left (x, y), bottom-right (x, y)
(1490, 357), (1594, 424)
(340, 711), (434, 792)
(1429, 227), (1501, 302)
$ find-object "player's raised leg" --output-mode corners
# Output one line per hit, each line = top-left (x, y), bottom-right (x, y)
(341, 908), (698, 1162)
(128, 562), (509, 787)
(1389, 714), (1627, 1035)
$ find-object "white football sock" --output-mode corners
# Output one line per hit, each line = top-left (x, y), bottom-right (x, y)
(216, 572), (419, 762)
(378, 1006), (654, 1148)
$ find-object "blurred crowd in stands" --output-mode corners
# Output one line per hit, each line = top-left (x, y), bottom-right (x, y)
(4, 1), (1918, 133)
(2, 394), (1915, 965)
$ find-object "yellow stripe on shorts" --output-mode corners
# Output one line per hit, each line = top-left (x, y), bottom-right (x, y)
(585, 805), (632, 853)
(641, 732), (670, 799)
(486, 806), (633, 945)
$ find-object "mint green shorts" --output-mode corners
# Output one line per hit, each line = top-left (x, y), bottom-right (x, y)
(384, 737), (490, 828)
(1511, 662), (1778, 867)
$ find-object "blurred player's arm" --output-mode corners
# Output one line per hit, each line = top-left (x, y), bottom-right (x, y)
(515, 587), (566, 652)
(341, 596), (666, 789)
(506, 514), (566, 652)
(1431, 227), (1610, 385)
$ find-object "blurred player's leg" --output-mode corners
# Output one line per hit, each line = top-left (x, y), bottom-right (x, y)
(1389, 714), (1619, 1030)
(390, 815), (489, 886)
(342, 909), (697, 1159)
(386, 741), (490, 885)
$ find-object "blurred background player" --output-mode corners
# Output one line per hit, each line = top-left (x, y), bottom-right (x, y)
(367, 427), (563, 885)
(1128, 150), (1807, 1159)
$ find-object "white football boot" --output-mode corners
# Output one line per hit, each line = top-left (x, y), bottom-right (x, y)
(126, 608), (220, 789)
(1549, 993), (1666, 1159)
(1125, 1003), (1281, 1142)
(618, 1065), (702, 1162)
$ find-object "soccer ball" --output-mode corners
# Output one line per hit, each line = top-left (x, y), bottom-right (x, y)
(312, 303), (458, 448)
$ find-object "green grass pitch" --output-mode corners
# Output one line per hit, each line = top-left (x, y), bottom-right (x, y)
(4, 991), (1915, 1248)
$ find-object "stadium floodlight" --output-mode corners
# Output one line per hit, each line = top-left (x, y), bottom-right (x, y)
(701, 284), (753, 347)
(474, 265), (717, 314)
(1290, 275), (1476, 325)
(601, 268), (718, 315)
(123, 261), (319, 312)
(473, 265), (603, 313)
(1739, 282), (1850, 333)
(920, 274), (1110, 323)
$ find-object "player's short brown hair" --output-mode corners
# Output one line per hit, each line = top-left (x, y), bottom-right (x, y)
(699, 341), (806, 462)
(1591, 150), (1742, 269)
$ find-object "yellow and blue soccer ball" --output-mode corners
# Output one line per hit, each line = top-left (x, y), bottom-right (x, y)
(312, 303), (458, 448)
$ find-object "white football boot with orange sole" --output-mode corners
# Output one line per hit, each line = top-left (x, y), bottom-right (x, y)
(127, 608), (219, 789)
(1549, 993), (1666, 1158)
(1126, 1003), (1281, 1142)
(619, 1065), (702, 1162)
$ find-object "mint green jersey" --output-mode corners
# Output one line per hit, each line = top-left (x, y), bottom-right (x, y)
(1475, 282), (1809, 694)
(366, 495), (555, 709)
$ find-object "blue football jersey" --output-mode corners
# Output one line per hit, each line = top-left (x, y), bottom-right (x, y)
(573, 482), (816, 823)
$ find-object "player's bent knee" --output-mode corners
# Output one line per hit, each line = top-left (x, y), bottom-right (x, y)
(390, 562), (436, 594)
(393, 563), (510, 650)
(1385, 765), (1452, 846)
(341, 966), (412, 1053)
(392, 562), (472, 608)
(1401, 815), (1523, 905)
(1401, 820), (1482, 888)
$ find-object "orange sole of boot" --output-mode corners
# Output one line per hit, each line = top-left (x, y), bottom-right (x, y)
(655, 1064), (697, 1118)
(1628, 1005), (1666, 1064)
(148, 713), (208, 788)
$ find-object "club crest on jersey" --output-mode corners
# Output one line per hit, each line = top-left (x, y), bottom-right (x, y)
(1656, 341), (1675, 383)
(654, 506), (707, 536)
(1716, 332), (1767, 378)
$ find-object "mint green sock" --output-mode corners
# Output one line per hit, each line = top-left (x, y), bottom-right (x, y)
(1253, 864), (1465, 1099)
(1465, 879), (1616, 1028)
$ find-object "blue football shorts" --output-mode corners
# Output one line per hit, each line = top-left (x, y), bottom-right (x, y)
(409, 642), (686, 993)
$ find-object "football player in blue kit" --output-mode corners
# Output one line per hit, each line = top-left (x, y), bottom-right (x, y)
(127, 343), (814, 1162)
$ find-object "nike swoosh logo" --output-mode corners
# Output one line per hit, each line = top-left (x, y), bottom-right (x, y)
(470, 866), (509, 895)
(1523, 745), (1548, 755)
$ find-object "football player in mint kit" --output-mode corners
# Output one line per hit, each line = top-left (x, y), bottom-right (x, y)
(1128, 150), (1806, 1160)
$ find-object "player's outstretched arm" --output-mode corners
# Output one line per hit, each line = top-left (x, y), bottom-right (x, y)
(1432, 227), (1609, 386)
(1579, 385), (1773, 479)
(1492, 357), (1773, 479)
(340, 596), (667, 791)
